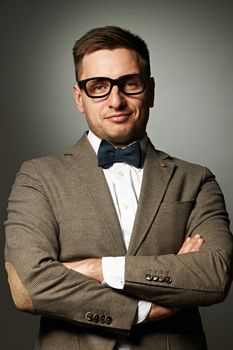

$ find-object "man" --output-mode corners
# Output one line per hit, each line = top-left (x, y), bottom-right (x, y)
(5, 26), (233, 350)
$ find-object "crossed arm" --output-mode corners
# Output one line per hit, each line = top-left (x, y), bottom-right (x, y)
(5, 160), (232, 332)
(63, 234), (204, 322)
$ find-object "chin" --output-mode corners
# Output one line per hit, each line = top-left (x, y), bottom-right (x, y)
(107, 133), (140, 147)
(103, 125), (146, 146)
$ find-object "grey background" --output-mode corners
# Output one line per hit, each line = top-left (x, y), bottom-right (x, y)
(1, 0), (233, 348)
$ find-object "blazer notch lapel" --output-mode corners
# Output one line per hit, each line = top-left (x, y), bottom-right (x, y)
(127, 143), (176, 255)
(62, 134), (127, 255)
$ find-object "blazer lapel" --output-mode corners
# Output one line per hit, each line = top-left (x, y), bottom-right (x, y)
(63, 134), (127, 255)
(127, 140), (176, 256)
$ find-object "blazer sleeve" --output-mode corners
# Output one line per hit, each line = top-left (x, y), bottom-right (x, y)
(4, 160), (138, 334)
(123, 167), (233, 308)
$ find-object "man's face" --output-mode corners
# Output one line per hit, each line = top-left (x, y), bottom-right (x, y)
(74, 48), (154, 146)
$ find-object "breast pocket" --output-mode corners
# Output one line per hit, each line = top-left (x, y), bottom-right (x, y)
(151, 200), (195, 254)
(158, 200), (195, 230)
(159, 200), (195, 214)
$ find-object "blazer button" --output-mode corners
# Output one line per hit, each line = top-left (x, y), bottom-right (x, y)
(105, 316), (113, 325)
(93, 314), (99, 323)
(99, 314), (106, 323)
(85, 312), (93, 321)
(164, 276), (172, 284)
(153, 275), (159, 282)
(158, 275), (165, 283)
(146, 273), (153, 281)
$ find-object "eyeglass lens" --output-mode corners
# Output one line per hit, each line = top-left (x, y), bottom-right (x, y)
(85, 75), (145, 98)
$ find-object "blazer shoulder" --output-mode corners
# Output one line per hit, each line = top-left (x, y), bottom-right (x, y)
(170, 155), (214, 179)
(18, 153), (66, 176)
(17, 134), (89, 173)
(153, 146), (214, 181)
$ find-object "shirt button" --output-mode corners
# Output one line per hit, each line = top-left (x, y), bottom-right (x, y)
(118, 171), (124, 177)
(124, 203), (129, 209)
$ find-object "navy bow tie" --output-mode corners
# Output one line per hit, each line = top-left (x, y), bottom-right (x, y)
(97, 139), (142, 168)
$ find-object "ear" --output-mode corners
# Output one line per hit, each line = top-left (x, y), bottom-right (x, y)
(148, 77), (155, 108)
(73, 83), (85, 114)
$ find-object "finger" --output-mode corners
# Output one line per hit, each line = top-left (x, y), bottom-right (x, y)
(178, 234), (202, 254)
(178, 235), (199, 254)
(178, 237), (192, 254)
(190, 237), (204, 252)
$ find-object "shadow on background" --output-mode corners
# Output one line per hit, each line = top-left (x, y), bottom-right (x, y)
(1, 1), (233, 349)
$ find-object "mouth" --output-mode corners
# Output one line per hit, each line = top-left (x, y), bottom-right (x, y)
(105, 113), (131, 123)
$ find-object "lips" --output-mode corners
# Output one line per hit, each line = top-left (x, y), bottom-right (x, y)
(105, 113), (131, 123)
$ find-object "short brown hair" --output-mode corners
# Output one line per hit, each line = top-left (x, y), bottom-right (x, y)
(73, 26), (151, 80)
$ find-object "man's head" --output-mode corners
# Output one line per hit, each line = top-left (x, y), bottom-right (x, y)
(73, 26), (155, 146)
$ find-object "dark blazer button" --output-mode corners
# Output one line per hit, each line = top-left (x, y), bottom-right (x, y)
(105, 316), (113, 325)
(85, 312), (93, 321)
(164, 276), (172, 284)
(158, 275), (165, 282)
(99, 315), (106, 323)
(153, 275), (159, 281)
(146, 273), (153, 281)
(93, 314), (99, 323)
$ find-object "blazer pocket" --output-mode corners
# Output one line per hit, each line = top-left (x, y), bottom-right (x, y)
(150, 201), (196, 253)
(157, 200), (195, 232)
(159, 200), (195, 213)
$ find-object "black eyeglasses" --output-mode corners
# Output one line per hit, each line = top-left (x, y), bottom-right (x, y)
(77, 73), (149, 99)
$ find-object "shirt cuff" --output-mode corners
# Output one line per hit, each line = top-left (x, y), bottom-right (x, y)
(136, 300), (152, 324)
(102, 256), (125, 289)
(102, 257), (151, 323)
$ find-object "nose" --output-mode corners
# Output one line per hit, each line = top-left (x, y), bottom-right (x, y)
(108, 85), (126, 109)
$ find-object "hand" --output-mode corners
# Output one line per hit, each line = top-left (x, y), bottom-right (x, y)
(63, 258), (103, 283)
(178, 233), (204, 255)
(147, 234), (204, 322)
(147, 303), (178, 322)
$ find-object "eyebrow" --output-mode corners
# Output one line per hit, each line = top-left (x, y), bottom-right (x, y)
(78, 73), (145, 82)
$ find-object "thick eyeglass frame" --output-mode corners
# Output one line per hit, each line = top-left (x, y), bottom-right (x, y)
(77, 73), (149, 99)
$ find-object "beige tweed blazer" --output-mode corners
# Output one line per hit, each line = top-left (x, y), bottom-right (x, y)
(5, 133), (233, 350)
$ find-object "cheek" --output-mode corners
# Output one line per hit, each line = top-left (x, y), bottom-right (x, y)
(132, 100), (146, 118)
(82, 98), (96, 115)
(84, 103), (104, 126)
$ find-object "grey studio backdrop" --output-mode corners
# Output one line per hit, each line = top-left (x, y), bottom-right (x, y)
(1, 1), (233, 349)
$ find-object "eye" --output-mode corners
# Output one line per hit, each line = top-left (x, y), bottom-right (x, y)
(126, 79), (139, 87)
(122, 76), (144, 92)
(93, 83), (107, 91)
(87, 79), (110, 95)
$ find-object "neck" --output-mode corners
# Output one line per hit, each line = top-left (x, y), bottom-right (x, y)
(105, 133), (147, 148)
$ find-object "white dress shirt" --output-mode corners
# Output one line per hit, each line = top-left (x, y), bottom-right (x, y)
(87, 131), (151, 350)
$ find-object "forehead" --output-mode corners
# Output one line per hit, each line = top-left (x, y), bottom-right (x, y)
(79, 48), (143, 79)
